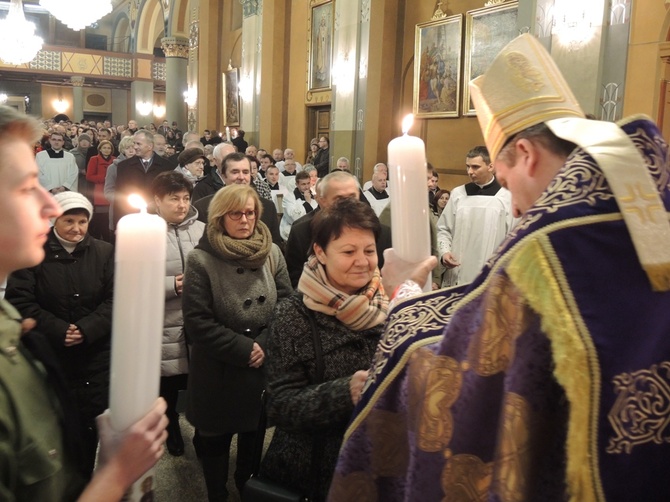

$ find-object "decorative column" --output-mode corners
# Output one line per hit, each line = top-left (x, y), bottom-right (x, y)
(161, 36), (189, 131)
(187, 8), (199, 133)
(331, 0), (366, 181)
(529, 0), (631, 120)
(70, 76), (85, 123)
(240, 0), (263, 144)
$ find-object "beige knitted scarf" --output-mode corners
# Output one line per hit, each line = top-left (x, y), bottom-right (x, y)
(206, 220), (272, 269)
(298, 255), (388, 331)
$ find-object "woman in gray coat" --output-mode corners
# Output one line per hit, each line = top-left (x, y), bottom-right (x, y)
(182, 184), (291, 501)
(152, 171), (205, 456)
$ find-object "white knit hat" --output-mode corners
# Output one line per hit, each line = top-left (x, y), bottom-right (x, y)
(53, 192), (94, 221)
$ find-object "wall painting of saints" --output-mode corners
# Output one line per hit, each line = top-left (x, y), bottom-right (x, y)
(413, 15), (463, 119)
(462, 1), (519, 116)
(223, 68), (240, 126)
(309, 0), (333, 91)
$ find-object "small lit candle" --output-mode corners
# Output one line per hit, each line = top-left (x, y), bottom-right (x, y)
(109, 194), (167, 431)
(387, 114), (431, 290)
(226, 126), (231, 142)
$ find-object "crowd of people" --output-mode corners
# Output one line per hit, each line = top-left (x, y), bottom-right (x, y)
(2, 32), (670, 502)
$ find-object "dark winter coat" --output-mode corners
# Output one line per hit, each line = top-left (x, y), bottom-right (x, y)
(6, 229), (114, 421)
(261, 292), (383, 501)
(113, 153), (174, 228)
(182, 234), (292, 434)
(191, 169), (224, 202)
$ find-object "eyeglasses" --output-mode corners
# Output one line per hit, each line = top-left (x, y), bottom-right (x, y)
(226, 210), (256, 221)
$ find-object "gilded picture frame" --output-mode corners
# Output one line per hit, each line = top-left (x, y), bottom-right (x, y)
(223, 68), (240, 126)
(413, 14), (463, 119)
(462, 1), (519, 116)
(308, 0), (333, 92)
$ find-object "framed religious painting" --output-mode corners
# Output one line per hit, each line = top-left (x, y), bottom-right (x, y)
(223, 68), (240, 126)
(413, 14), (463, 119)
(308, 0), (334, 92)
(462, 1), (519, 116)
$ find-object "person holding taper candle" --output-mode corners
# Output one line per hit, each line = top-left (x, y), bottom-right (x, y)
(183, 184), (292, 501)
(0, 105), (167, 502)
(330, 34), (670, 501)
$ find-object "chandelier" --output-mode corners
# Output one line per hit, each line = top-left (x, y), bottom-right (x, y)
(40, 0), (113, 31)
(0, 0), (43, 65)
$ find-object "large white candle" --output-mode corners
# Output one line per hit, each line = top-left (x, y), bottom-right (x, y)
(226, 126), (231, 142)
(109, 195), (167, 431)
(387, 114), (431, 289)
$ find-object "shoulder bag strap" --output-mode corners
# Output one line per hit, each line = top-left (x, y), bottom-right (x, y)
(306, 309), (325, 500)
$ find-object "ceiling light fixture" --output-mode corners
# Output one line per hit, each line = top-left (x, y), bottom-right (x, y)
(40, 0), (113, 31)
(0, 0), (43, 65)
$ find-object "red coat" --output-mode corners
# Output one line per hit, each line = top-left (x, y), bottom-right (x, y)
(86, 154), (115, 206)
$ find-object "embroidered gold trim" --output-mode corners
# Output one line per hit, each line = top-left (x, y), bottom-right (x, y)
(367, 408), (410, 476)
(344, 335), (442, 441)
(607, 361), (670, 454)
(441, 453), (494, 501)
(412, 348), (463, 453)
(507, 235), (604, 502)
(467, 275), (529, 376)
(493, 392), (531, 502)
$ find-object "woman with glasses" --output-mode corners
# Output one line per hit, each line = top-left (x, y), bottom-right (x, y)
(182, 184), (291, 501)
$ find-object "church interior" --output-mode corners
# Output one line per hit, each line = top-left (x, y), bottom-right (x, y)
(0, 0), (666, 189)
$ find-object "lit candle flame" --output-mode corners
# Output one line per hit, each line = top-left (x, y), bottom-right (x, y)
(128, 194), (147, 213)
(401, 114), (414, 135)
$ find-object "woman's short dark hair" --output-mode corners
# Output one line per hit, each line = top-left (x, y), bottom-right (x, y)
(311, 198), (380, 252)
(151, 171), (194, 199)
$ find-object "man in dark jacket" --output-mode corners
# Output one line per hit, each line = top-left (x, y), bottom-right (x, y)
(192, 142), (236, 201)
(313, 136), (330, 178)
(110, 130), (174, 229)
(193, 152), (284, 250)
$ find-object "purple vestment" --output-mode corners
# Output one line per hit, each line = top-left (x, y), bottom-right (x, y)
(329, 117), (670, 501)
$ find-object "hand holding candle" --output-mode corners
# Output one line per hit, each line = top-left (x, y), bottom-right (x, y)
(387, 114), (432, 290)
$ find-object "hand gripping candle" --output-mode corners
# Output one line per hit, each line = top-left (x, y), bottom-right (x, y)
(387, 114), (431, 290)
(109, 194), (167, 431)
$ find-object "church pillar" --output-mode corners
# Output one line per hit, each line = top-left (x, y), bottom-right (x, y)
(528, 0), (631, 120)
(240, 0), (263, 145)
(331, 0), (369, 181)
(197, 0), (223, 134)
(186, 6), (199, 133)
(161, 36), (189, 130)
(70, 76), (85, 122)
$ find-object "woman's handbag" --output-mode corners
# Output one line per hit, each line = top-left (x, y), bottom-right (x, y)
(242, 310), (325, 502)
